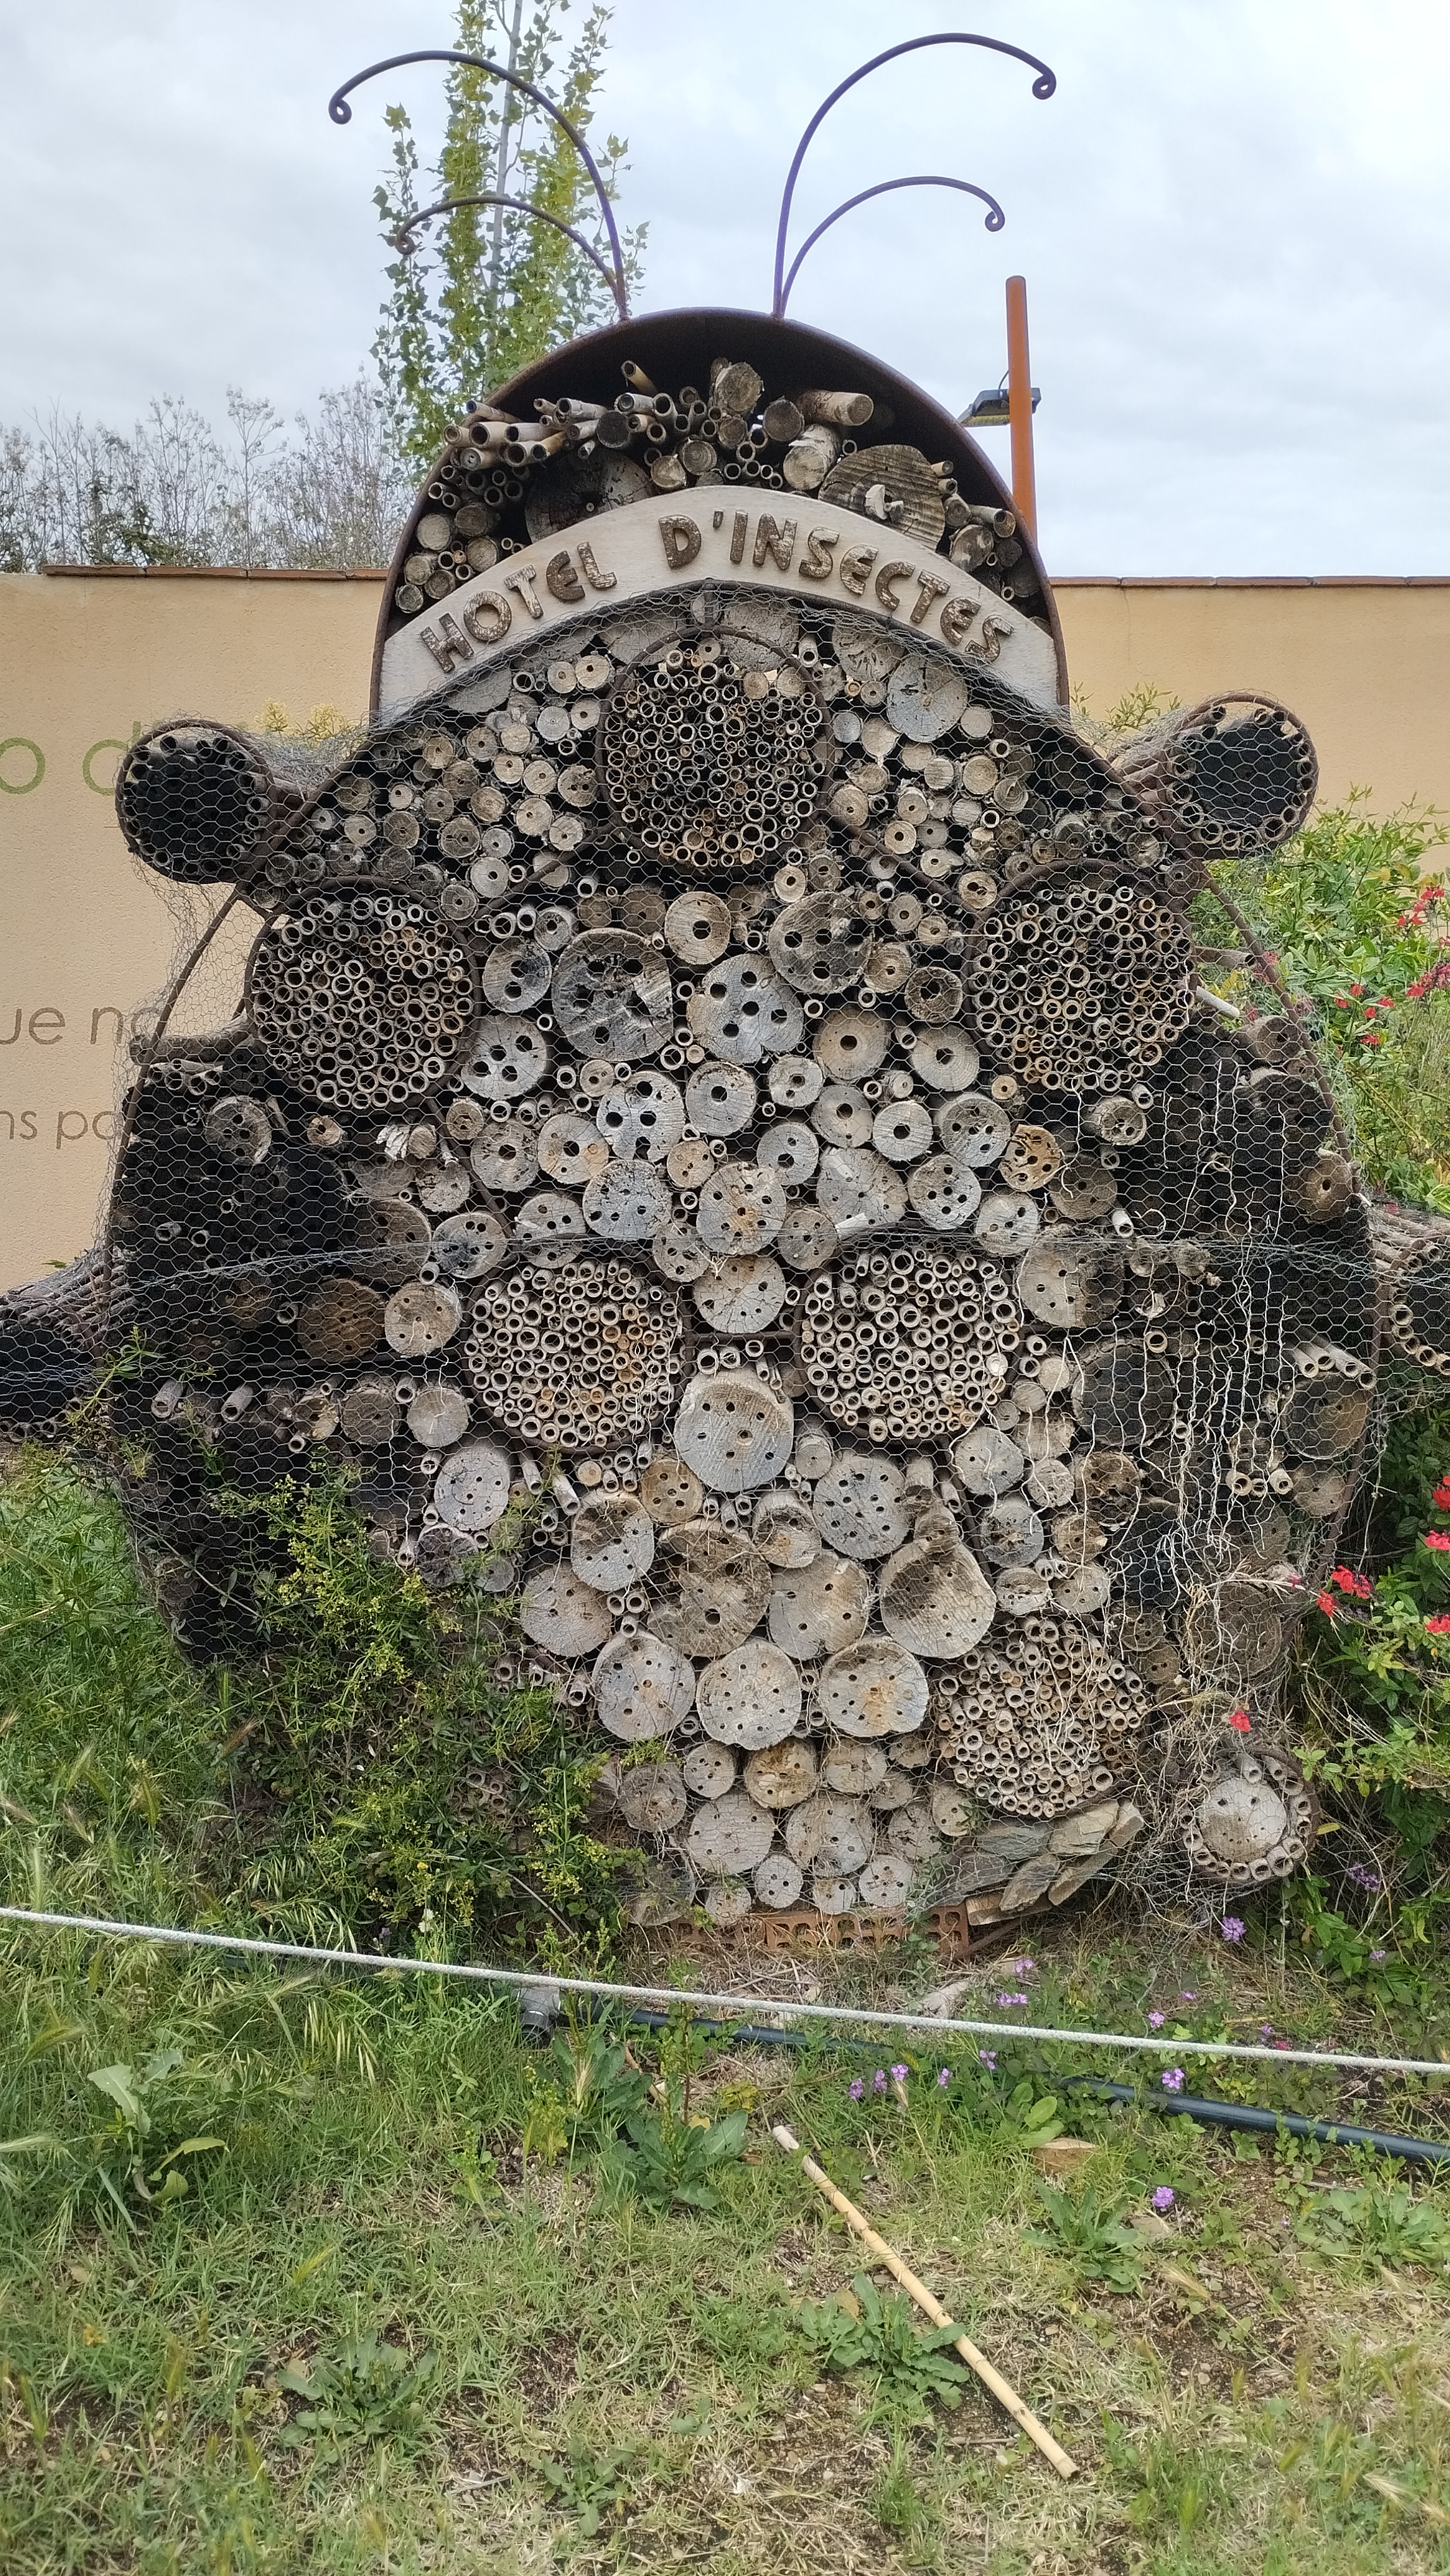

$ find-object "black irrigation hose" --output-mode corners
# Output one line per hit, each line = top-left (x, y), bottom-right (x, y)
(1074, 2080), (1450, 2167)
(614, 2010), (1450, 2167)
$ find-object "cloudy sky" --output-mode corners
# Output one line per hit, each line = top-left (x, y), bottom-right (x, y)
(3, 0), (1446, 574)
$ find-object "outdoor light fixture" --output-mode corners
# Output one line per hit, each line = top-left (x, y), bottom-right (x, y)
(959, 377), (1040, 427)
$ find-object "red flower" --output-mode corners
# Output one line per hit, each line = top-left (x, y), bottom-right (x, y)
(1430, 1479), (1450, 1512)
(1331, 1566), (1372, 1599)
(1422, 1532), (1450, 1553)
(1315, 1590), (1338, 1615)
(1425, 1614), (1450, 1637)
(1227, 1708), (1252, 1733)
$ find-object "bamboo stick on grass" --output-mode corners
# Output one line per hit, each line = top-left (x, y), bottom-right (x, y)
(770, 2123), (1079, 2481)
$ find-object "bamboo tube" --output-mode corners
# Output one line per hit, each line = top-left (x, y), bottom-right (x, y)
(461, 418), (520, 451)
(770, 2123), (1079, 2480)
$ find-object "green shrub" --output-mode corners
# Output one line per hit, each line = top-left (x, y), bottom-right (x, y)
(221, 1469), (630, 1961)
(1199, 795), (1450, 1209)
(1290, 1397), (1450, 1960)
(0, 1449), (628, 1965)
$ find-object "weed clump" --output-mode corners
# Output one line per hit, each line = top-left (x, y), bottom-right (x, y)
(794, 2274), (973, 2424)
(513, 2015), (752, 2210)
(276, 2330), (437, 2452)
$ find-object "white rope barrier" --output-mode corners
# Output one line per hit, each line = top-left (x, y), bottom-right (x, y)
(2, 1906), (1446, 2078)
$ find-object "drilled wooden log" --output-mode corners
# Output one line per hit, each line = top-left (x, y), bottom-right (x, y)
(794, 389), (875, 427)
(1110, 694), (1317, 859)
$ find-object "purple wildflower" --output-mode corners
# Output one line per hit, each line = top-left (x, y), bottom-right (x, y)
(937, 2067), (952, 2088)
(1147, 2011), (1166, 2029)
(848, 2078), (863, 2101)
(1152, 2187), (1175, 2212)
(1010, 1958), (1036, 1976)
(872, 2070), (887, 2093)
(1180, 1991), (1197, 2003)
(889, 2063), (908, 2082)
(1346, 1862), (1381, 1892)
(1220, 1917), (1246, 1943)
(995, 1991), (1030, 2008)
(978, 2049), (997, 2070)
(1161, 2068), (1185, 2092)
(1370, 1948), (1387, 1964)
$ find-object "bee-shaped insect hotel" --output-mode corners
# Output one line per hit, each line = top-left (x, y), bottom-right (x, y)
(3, 33), (1393, 1937)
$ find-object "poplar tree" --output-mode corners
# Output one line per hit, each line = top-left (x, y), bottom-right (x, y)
(372, 2), (645, 472)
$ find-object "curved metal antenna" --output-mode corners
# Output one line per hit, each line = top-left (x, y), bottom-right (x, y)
(778, 176), (1004, 319)
(772, 32), (1056, 319)
(390, 190), (628, 319)
(330, 49), (628, 319)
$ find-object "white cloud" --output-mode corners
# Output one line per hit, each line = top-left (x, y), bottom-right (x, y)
(2, 0), (1447, 571)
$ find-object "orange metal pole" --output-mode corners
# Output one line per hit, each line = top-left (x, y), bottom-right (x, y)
(1005, 273), (1037, 541)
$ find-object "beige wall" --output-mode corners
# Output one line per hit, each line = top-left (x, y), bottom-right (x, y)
(1056, 576), (1450, 814)
(2, 566), (1446, 1294)
(0, 569), (378, 1291)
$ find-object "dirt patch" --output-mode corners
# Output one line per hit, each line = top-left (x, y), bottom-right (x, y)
(506, 2327), (578, 2416)
(487, 2135), (525, 2187)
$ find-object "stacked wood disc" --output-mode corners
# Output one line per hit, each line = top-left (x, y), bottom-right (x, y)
(45, 343), (1388, 1928)
(1177, 1749), (1317, 1889)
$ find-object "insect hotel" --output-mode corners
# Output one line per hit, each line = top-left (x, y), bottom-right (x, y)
(6, 33), (1426, 1952)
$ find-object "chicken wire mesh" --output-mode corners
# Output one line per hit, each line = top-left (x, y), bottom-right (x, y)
(0, 336), (1410, 1945)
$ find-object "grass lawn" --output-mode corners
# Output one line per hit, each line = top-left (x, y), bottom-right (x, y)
(3, 1930), (1449, 2575)
(3, 1454), (1449, 2572)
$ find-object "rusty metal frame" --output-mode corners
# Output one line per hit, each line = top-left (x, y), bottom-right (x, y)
(772, 32), (1056, 321)
(777, 175), (1005, 319)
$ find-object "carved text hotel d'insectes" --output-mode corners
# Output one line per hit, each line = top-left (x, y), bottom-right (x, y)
(405, 498), (1025, 694)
